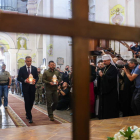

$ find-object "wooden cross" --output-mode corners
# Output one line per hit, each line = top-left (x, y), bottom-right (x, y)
(0, 0), (140, 139)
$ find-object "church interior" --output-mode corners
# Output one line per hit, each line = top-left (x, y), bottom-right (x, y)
(0, 0), (140, 140)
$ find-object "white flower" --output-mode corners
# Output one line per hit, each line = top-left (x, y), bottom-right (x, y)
(132, 128), (140, 139)
(114, 132), (126, 140)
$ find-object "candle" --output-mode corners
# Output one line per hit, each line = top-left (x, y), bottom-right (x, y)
(29, 74), (33, 84)
(52, 75), (57, 84)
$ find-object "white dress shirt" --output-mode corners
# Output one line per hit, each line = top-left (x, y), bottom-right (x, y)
(25, 65), (32, 83)
(26, 65), (32, 74)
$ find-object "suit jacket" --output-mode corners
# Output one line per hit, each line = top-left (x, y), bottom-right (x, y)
(17, 65), (38, 93)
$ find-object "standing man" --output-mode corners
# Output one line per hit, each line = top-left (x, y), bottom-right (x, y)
(123, 58), (140, 115)
(17, 56), (38, 123)
(42, 61), (61, 121)
(62, 65), (70, 85)
(98, 54), (119, 119)
(129, 42), (140, 55)
(35, 68), (44, 105)
(0, 64), (11, 109)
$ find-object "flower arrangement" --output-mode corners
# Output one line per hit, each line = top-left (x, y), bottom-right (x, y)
(107, 126), (140, 140)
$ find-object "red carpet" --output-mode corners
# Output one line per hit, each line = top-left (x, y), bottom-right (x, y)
(8, 94), (61, 126)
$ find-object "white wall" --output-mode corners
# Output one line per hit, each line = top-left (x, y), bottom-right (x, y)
(127, 0), (135, 27)
(95, 0), (109, 24)
(135, 0), (140, 27)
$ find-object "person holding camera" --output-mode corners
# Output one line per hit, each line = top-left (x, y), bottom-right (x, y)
(57, 82), (70, 110)
(123, 58), (140, 115)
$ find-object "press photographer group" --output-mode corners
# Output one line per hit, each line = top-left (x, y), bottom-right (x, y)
(90, 46), (140, 119)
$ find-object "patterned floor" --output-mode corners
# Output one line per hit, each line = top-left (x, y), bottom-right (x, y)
(0, 115), (140, 140)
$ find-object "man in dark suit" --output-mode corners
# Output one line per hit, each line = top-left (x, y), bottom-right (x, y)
(17, 56), (38, 123)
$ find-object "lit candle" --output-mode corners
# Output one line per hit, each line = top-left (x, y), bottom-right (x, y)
(29, 74), (33, 84)
(52, 75), (57, 85)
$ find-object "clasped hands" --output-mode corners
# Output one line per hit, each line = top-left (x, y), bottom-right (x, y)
(25, 78), (36, 85)
(50, 81), (58, 85)
(99, 70), (103, 77)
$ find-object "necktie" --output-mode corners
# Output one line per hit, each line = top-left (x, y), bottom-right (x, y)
(28, 67), (30, 75)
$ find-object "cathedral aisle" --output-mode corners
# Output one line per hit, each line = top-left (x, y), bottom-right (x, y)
(7, 93), (69, 127)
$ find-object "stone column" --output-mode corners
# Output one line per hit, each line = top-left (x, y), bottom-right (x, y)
(8, 49), (18, 76)
(36, 48), (43, 67)
(4, 52), (10, 73)
(27, 0), (37, 15)
(42, 0), (52, 69)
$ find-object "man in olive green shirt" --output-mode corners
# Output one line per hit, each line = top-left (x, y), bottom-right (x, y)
(0, 64), (11, 108)
(42, 61), (61, 121)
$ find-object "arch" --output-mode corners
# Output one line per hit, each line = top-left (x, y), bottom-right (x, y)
(0, 32), (16, 49)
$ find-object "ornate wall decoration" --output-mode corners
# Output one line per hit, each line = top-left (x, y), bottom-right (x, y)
(110, 4), (125, 25)
(17, 53), (27, 60)
(57, 57), (64, 65)
(47, 44), (53, 56)
(0, 39), (10, 52)
(17, 37), (27, 50)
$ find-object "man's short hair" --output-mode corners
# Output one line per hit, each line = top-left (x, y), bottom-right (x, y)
(49, 61), (54, 65)
(129, 58), (138, 65)
(2, 64), (6, 67)
(25, 56), (32, 60)
(98, 60), (103, 63)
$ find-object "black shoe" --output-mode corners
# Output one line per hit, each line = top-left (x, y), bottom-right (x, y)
(29, 119), (33, 123)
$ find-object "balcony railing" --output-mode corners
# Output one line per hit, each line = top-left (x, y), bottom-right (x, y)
(0, 6), (17, 11)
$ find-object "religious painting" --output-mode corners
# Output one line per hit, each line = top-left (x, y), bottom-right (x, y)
(17, 53), (27, 60)
(17, 37), (27, 50)
(110, 4), (125, 25)
(47, 44), (53, 56)
(57, 57), (64, 65)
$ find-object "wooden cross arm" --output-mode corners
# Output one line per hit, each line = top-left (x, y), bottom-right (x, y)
(0, 13), (140, 42)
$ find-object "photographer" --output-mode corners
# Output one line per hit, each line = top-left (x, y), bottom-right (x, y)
(57, 82), (70, 110)
(123, 58), (140, 115)
(116, 60), (134, 117)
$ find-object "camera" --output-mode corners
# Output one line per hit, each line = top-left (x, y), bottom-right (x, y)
(90, 50), (108, 56)
(116, 63), (129, 69)
(65, 68), (68, 70)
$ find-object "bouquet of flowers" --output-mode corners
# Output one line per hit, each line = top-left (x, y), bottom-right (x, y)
(107, 126), (140, 140)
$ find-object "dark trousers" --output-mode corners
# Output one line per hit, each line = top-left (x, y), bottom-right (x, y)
(46, 90), (58, 118)
(23, 86), (35, 120)
(57, 99), (69, 110)
(131, 88), (140, 115)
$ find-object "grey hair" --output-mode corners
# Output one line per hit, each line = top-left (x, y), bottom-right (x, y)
(2, 64), (6, 67)
(25, 56), (32, 60)
(129, 58), (138, 65)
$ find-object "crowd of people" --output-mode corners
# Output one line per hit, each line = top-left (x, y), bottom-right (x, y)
(1, 41), (140, 123)
(90, 42), (140, 120)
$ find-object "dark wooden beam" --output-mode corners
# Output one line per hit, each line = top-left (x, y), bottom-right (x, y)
(72, 0), (89, 140)
(0, 13), (140, 42)
(72, 37), (90, 140)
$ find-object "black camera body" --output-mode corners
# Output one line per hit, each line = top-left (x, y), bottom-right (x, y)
(65, 68), (68, 70)
(116, 63), (129, 69)
(90, 50), (108, 56)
